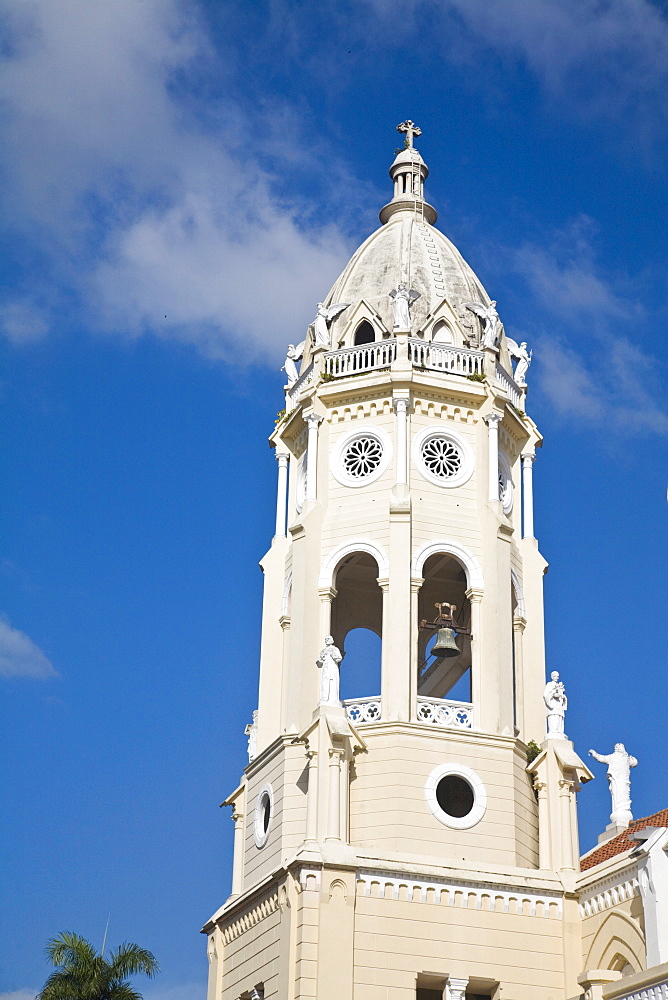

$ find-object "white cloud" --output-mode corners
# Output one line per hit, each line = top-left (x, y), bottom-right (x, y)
(364, 0), (668, 131)
(0, 615), (58, 679)
(503, 221), (668, 435)
(0, 990), (37, 1000)
(0, 302), (50, 344)
(0, 0), (353, 362)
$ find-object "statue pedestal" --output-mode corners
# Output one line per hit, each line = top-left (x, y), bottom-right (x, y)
(597, 821), (630, 845)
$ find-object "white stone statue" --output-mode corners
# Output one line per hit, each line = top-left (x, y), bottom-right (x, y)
(463, 299), (501, 350)
(313, 302), (350, 348)
(316, 635), (343, 706)
(543, 670), (567, 738)
(244, 709), (258, 762)
(281, 341), (304, 387)
(506, 337), (532, 385)
(589, 743), (638, 828)
(389, 283), (420, 330)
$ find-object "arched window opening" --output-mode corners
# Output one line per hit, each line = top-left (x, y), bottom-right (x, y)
(354, 320), (375, 345)
(338, 628), (381, 702)
(418, 553), (471, 702)
(331, 553), (382, 706)
(431, 320), (454, 345)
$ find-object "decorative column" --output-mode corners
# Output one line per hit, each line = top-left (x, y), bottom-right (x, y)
(534, 780), (550, 869)
(559, 779), (576, 871)
(484, 411), (502, 502)
(393, 396), (409, 486)
(305, 413), (322, 502)
(512, 615), (527, 736)
(304, 750), (319, 844)
(521, 449), (535, 539)
(318, 587), (337, 641)
(274, 452), (289, 537)
(326, 748), (345, 841)
(445, 978), (469, 1000)
(466, 588), (483, 729)
(231, 807), (244, 896)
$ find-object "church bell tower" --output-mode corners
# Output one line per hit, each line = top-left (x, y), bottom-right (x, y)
(202, 124), (598, 1000)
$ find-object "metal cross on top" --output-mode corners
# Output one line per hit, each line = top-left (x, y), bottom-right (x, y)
(396, 120), (422, 147)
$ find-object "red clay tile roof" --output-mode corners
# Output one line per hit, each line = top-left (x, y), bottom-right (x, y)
(580, 809), (668, 871)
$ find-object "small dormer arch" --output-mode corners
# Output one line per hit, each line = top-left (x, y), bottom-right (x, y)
(431, 319), (455, 345)
(419, 298), (468, 347)
(334, 299), (389, 349)
(353, 320), (375, 345)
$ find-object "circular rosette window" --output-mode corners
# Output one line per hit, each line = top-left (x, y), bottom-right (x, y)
(425, 763), (487, 830)
(331, 426), (392, 488)
(498, 453), (513, 514)
(413, 426), (474, 488)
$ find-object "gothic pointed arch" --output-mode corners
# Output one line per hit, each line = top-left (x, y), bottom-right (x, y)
(584, 910), (645, 973)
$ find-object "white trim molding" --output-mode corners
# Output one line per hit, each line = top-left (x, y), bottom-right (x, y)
(579, 869), (640, 917)
(411, 540), (484, 591)
(425, 762), (487, 830)
(356, 868), (562, 918)
(318, 540), (389, 589)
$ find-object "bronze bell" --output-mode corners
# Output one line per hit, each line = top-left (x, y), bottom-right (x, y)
(431, 627), (460, 658)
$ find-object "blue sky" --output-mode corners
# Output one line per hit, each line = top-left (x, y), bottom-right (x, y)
(1, 1), (667, 998)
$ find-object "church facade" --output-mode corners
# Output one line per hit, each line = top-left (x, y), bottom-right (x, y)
(202, 125), (668, 1000)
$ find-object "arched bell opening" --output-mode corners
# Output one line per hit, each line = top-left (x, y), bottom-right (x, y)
(417, 553), (472, 703)
(353, 320), (376, 346)
(330, 553), (383, 713)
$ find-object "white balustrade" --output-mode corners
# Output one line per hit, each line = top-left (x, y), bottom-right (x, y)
(324, 340), (396, 377)
(286, 361), (315, 411)
(342, 697), (382, 723)
(416, 696), (473, 729)
(409, 340), (484, 376)
(495, 362), (524, 410)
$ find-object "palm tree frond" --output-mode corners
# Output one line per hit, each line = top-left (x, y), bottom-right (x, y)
(46, 932), (98, 972)
(40, 932), (159, 1000)
(108, 944), (159, 979)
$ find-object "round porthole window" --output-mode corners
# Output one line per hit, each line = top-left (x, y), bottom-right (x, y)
(413, 426), (474, 488)
(254, 783), (274, 848)
(498, 453), (513, 514)
(425, 763), (487, 830)
(331, 426), (392, 487)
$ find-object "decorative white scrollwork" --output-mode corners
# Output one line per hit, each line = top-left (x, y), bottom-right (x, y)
(342, 435), (383, 479)
(342, 698), (382, 723)
(416, 697), (473, 729)
(421, 434), (462, 479)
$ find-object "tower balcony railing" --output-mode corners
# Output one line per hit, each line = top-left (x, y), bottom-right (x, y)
(324, 340), (396, 377)
(495, 361), (525, 411)
(342, 695), (473, 729)
(416, 696), (473, 729)
(342, 696), (382, 723)
(286, 341), (517, 412)
(408, 339), (484, 376)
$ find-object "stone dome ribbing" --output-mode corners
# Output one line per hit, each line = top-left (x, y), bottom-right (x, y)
(324, 212), (491, 336)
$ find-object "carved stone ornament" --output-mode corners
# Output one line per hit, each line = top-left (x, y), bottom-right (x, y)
(316, 635), (343, 706)
(589, 743), (638, 827)
(544, 670), (567, 739)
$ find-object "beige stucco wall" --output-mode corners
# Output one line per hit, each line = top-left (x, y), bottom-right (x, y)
(349, 725), (538, 867)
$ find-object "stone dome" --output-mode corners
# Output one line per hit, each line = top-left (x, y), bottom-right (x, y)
(324, 210), (491, 339)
